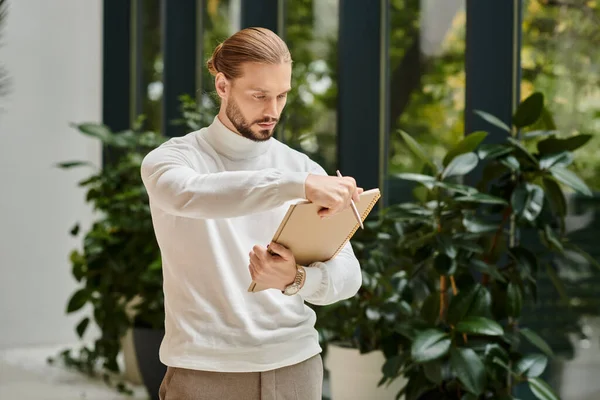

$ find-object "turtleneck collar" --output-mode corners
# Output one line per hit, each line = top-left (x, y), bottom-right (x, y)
(201, 115), (273, 161)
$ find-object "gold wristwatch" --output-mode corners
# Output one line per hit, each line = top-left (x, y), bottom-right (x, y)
(283, 266), (305, 296)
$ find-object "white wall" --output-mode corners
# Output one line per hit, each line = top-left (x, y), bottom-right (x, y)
(0, 0), (103, 348)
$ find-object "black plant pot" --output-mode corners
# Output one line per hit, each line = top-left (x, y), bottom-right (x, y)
(415, 387), (460, 400)
(417, 390), (444, 400)
(133, 326), (167, 400)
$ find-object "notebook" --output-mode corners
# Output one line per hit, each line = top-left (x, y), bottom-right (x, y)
(248, 188), (381, 292)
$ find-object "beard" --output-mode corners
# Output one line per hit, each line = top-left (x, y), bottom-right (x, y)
(225, 97), (278, 142)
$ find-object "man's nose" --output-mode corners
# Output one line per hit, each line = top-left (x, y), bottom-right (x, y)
(264, 98), (278, 118)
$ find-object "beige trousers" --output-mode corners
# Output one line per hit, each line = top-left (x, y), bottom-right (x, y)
(158, 354), (323, 400)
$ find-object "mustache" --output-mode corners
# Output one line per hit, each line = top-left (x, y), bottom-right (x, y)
(254, 118), (278, 124)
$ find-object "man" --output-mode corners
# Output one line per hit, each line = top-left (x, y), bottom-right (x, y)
(141, 27), (363, 399)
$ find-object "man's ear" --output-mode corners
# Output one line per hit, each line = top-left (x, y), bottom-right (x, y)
(215, 73), (229, 99)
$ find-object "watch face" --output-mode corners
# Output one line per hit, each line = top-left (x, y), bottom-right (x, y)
(284, 284), (300, 295)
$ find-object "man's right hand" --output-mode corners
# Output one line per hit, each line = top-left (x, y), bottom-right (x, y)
(305, 174), (363, 217)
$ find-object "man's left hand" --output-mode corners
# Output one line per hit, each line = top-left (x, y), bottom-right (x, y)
(249, 242), (297, 291)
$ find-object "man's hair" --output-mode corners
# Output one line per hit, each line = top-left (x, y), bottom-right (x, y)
(206, 27), (292, 79)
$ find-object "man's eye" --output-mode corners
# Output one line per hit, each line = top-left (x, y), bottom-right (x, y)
(254, 95), (266, 100)
(277, 94), (287, 99)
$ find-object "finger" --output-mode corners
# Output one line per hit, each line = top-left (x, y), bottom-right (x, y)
(248, 264), (257, 280)
(252, 244), (268, 260)
(352, 190), (360, 203)
(344, 176), (357, 189)
(318, 207), (335, 218)
(268, 242), (292, 259)
(250, 252), (261, 266)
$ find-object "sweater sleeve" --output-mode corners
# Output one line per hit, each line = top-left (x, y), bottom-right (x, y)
(296, 161), (363, 305)
(140, 143), (309, 219)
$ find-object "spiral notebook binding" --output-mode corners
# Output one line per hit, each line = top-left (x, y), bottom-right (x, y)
(331, 191), (381, 259)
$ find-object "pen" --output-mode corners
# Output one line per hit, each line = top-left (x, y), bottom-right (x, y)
(336, 170), (364, 230)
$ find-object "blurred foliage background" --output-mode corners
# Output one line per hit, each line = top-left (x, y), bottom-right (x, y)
(134, 0), (600, 189)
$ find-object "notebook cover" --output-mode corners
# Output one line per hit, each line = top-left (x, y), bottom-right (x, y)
(248, 188), (381, 292)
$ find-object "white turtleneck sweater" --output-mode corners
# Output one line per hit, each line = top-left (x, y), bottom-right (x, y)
(140, 116), (362, 372)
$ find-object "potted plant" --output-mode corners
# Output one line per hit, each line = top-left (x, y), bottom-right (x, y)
(50, 97), (216, 398)
(377, 92), (596, 400)
(314, 214), (412, 399)
(49, 118), (169, 398)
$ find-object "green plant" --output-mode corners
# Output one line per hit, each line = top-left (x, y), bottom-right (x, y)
(314, 211), (415, 354)
(47, 118), (168, 394)
(374, 92), (596, 400)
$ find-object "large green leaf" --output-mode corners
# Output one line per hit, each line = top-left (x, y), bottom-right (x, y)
(395, 321), (418, 340)
(478, 143), (513, 160)
(381, 355), (403, 378)
(395, 173), (437, 188)
(549, 165), (592, 196)
(76, 317), (90, 338)
(539, 151), (574, 170)
(398, 130), (437, 171)
(422, 360), (444, 384)
(66, 288), (91, 313)
(56, 161), (95, 169)
(537, 134), (593, 154)
(454, 238), (484, 254)
(542, 225), (564, 253)
(463, 215), (499, 233)
(513, 92), (544, 128)
(500, 155), (521, 171)
(411, 329), (452, 363)
(450, 347), (486, 396)
(447, 283), (492, 324)
(542, 178), (567, 218)
(441, 152), (479, 180)
(455, 316), (504, 336)
(528, 377), (560, 400)
(443, 131), (488, 167)
(387, 206), (434, 220)
(455, 193), (508, 205)
(506, 282), (523, 318)
(73, 122), (113, 142)
(516, 354), (548, 378)
(520, 328), (554, 357)
(522, 130), (559, 140)
(474, 110), (511, 133)
(484, 343), (509, 368)
(435, 181), (478, 196)
(470, 259), (506, 282)
(539, 106), (557, 130)
(511, 183), (544, 222)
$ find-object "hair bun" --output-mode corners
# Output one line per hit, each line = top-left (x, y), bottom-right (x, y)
(207, 42), (224, 76)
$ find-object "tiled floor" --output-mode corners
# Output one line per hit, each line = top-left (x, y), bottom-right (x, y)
(0, 345), (148, 400)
